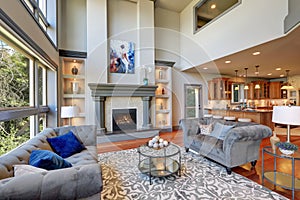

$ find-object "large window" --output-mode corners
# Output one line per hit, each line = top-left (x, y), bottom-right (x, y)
(194, 0), (240, 33)
(0, 41), (30, 108)
(0, 38), (51, 155)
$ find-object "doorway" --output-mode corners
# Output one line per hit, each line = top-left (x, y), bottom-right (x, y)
(184, 84), (203, 118)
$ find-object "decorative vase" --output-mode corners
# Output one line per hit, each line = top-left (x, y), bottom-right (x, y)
(71, 66), (78, 75)
(270, 132), (280, 152)
(71, 81), (79, 94)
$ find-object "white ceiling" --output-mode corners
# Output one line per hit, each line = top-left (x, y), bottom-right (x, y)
(154, 0), (300, 79)
(154, 0), (193, 13)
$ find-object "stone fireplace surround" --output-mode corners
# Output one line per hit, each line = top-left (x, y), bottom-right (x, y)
(88, 83), (158, 138)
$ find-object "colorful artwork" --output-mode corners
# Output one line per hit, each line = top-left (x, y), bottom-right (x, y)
(110, 40), (135, 74)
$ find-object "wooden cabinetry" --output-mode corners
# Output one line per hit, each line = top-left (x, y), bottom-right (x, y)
(269, 82), (282, 99)
(208, 78), (231, 100)
(155, 65), (172, 132)
(253, 81), (269, 99)
(61, 57), (86, 126)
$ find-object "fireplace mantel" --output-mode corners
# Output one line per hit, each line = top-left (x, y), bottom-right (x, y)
(88, 83), (157, 98)
(88, 83), (158, 133)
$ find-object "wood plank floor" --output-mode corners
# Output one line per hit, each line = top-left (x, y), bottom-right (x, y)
(97, 130), (300, 200)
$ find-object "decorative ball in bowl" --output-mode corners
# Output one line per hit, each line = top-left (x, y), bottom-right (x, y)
(148, 136), (169, 149)
(275, 142), (298, 155)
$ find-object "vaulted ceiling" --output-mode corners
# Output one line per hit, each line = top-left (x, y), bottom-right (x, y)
(154, 0), (300, 79)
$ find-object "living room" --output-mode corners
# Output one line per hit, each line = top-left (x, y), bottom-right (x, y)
(0, 0), (300, 199)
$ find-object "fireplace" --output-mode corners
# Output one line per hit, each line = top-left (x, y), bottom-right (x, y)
(112, 109), (137, 132)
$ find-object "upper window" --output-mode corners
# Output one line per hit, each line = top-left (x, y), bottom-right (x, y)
(23, 0), (49, 31)
(194, 0), (240, 33)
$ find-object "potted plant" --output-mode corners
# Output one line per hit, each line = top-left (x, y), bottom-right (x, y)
(275, 142), (298, 155)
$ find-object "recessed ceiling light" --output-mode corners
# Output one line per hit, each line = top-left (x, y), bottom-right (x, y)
(252, 51), (261, 56)
(267, 73), (272, 76)
(203, 67), (208, 70)
(276, 68), (281, 71)
(225, 60), (231, 64)
(73, 59), (77, 63)
(210, 4), (216, 9)
(280, 74), (284, 77)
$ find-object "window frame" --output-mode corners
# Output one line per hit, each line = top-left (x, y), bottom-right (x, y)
(0, 32), (51, 137)
(193, 0), (242, 34)
(20, 0), (57, 48)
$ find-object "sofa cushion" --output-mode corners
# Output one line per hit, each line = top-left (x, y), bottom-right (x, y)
(210, 122), (235, 140)
(47, 131), (86, 158)
(29, 150), (72, 170)
(14, 164), (47, 177)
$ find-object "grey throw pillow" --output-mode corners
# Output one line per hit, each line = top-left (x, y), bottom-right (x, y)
(210, 122), (235, 140)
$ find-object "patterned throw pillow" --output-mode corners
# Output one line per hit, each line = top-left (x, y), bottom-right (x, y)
(198, 123), (213, 135)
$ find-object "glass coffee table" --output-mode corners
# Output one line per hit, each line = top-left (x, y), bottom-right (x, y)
(137, 142), (181, 185)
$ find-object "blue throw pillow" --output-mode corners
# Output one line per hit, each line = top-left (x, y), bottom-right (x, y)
(210, 122), (235, 140)
(47, 131), (86, 158)
(29, 150), (72, 170)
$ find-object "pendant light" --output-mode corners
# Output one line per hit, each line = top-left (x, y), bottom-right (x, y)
(234, 70), (239, 90)
(244, 68), (249, 90)
(281, 70), (294, 90)
(254, 65), (260, 89)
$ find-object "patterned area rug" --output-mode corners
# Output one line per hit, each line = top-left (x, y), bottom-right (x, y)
(99, 146), (287, 200)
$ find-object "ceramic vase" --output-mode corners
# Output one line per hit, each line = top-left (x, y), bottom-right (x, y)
(270, 132), (280, 152)
(71, 66), (78, 75)
(71, 81), (79, 94)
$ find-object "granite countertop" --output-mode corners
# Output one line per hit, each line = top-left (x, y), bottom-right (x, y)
(204, 108), (273, 113)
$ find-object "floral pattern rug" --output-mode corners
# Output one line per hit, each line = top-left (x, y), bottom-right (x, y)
(98, 146), (287, 200)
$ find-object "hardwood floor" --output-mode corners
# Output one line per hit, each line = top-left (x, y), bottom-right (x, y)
(97, 130), (300, 200)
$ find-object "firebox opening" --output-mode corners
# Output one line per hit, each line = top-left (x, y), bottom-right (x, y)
(112, 108), (137, 132)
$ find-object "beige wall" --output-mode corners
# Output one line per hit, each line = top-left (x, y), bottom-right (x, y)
(1, 0), (59, 66)
(59, 0), (87, 51)
(85, 0), (155, 125)
(179, 0), (288, 70)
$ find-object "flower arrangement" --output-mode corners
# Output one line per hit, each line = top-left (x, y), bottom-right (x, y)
(275, 142), (298, 155)
(275, 142), (298, 151)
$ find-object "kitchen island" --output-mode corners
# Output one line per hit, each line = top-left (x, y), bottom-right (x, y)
(206, 108), (274, 130)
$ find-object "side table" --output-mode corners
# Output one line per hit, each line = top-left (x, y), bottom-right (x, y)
(137, 143), (181, 185)
(262, 146), (300, 200)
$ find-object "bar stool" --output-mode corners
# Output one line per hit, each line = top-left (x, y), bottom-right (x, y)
(224, 116), (236, 121)
(238, 118), (251, 122)
(212, 115), (223, 119)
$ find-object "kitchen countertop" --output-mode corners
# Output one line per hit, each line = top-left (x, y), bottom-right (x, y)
(204, 108), (273, 113)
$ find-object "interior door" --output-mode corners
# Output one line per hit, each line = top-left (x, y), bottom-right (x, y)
(184, 84), (203, 118)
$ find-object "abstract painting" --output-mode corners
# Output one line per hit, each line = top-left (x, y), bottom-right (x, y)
(110, 40), (135, 74)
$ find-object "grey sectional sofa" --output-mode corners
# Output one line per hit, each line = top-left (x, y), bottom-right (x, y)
(180, 118), (272, 174)
(0, 125), (102, 200)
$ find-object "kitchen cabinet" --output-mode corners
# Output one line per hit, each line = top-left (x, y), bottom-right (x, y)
(208, 78), (231, 100)
(269, 82), (282, 99)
